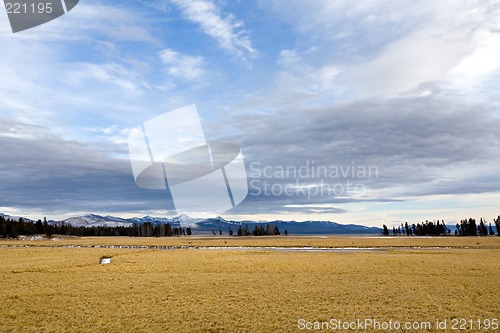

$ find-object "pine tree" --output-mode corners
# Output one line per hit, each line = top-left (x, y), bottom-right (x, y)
(44, 220), (52, 238)
(18, 218), (25, 236)
(0, 216), (6, 238)
(35, 219), (43, 234)
(165, 223), (173, 237)
(404, 222), (410, 236)
(273, 226), (280, 235)
(495, 216), (500, 236)
(382, 224), (389, 236)
(479, 218), (488, 236)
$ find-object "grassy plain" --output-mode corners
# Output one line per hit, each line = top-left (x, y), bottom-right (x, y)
(1, 235), (500, 248)
(0, 237), (499, 332)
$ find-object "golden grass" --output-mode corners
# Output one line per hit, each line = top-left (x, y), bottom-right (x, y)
(0, 241), (499, 332)
(1, 235), (500, 249)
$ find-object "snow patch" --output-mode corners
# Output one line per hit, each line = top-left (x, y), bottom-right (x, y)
(100, 257), (112, 265)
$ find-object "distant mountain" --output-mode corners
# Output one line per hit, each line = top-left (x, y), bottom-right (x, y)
(0, 213), (34, 223)
(2, 212), (381, 235)
(195, 216), (380, 235)
(56, 214), (132, 228)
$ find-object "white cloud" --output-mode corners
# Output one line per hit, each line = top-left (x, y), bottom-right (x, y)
(159, 48), (205, 80)
(62, 63), (149, 93)
(448, 30), (500, 95)
(169, 0), (256, 59)
(277, 49), (299, 66)
(347, 28), (470, 97)
(0, 2), (159, 44)
(262, 0), (500, 99)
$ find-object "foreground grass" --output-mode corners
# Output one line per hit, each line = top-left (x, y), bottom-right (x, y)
(0, 244), (499, 332)
(1, 234), (500, 249)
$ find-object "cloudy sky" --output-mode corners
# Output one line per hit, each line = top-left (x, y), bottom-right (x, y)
(1, 0), (499, 227)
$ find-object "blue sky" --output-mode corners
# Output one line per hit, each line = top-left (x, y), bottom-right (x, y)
(1, 0), (500, 227)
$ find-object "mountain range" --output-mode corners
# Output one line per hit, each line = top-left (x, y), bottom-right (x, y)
(58, 214), (381, 234)
(1, 213), (381, 235)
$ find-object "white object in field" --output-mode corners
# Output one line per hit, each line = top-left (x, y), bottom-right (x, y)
(100, 258), (112, 265)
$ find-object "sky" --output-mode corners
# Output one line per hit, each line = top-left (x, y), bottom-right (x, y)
(1, 0), (499, 227)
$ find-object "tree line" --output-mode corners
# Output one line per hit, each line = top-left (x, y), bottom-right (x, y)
(382, 216), (500, 236)
(232, 224), (283, 236)
(0, 216), (287, 238)
(0, 216), (192, 238)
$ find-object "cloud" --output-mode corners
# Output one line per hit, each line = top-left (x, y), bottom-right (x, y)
(159, 48), (205, 80)
(169, 0), (256, 59)
(276, 50), (342, 96)
(346, 28), (470, 96)
(211, 88), (500, 218)
(0, 119), (174, 217)
(62, 62), (150, 93)
(263, 0), (500, 98)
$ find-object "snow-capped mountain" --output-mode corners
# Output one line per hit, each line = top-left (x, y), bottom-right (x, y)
(57, 214), (131, 228)
(0, 213), (34, 223)
(2, 212), (381, 234)
(169, 214), (204, 227)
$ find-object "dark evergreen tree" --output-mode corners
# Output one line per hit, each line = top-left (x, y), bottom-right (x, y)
(478, 218), (488, 236)
(495, 216), (500, 236)
(266, 224), (274, 235)
(382, 224), (389, 236)
(469, 218), (478, 236)
(165, 223), (173, 237)
(0, 216), (6, 238)
(273, 226), (280, 235)
(18, 218), (25, 236)
(7, 219), (18, 238)
(44, 221), (53, 238)
(35, 219), (43, 234)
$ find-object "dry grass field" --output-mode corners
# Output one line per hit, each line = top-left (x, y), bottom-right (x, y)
(0, 237), (499, 332)
(1, 235), (500, 249)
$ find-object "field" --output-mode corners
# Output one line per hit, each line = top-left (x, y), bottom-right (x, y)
(0, 236), (499, 332)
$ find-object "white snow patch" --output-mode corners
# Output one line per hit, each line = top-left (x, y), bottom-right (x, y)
(100, 258), (112, 265)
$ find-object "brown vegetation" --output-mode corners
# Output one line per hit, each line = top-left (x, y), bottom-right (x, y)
(0, 238), (498, 332)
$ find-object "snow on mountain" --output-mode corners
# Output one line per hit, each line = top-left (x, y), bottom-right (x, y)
(59, 214), (132, 228)
(0, 213), (34, 222)
(169, 214), (204, 227)
(2, 212), (381, 234)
